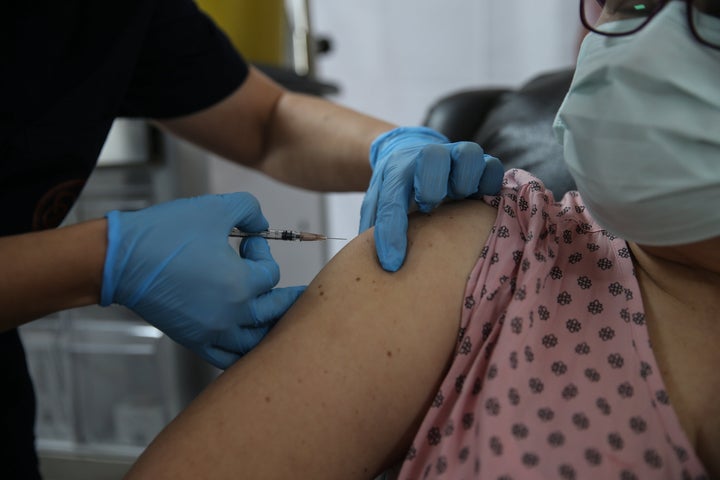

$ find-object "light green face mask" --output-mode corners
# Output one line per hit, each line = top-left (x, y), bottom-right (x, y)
(553, 2), (720, 246)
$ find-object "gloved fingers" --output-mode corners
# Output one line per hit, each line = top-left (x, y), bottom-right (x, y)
(220, 192), (269, 233)
(239, 237), (281, 293)
(373, 159), (415, 272)
(211, 286), (305, 365)
(247, 285), (306, 326)
(477, 155), (505, 196)
(209, 322), (270, 363)
(374, 212), (409, 272)
(359, 174), (382, 233)
(447, 142), (485, 199)
(203, 347), (242, 370)
(414, 144), (451, 213)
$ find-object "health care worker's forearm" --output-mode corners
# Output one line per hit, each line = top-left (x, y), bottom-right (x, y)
(156, 66), (395, 192)
(0, 219), (106, 330)
(257, 90), (395, 191)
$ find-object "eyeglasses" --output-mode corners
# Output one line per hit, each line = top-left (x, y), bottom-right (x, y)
(580, 0), (720, 50)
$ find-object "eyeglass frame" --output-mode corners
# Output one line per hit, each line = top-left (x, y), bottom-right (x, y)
(579, 0), (720, 50)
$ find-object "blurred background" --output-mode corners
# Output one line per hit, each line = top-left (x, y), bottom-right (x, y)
(18, 1), (583, 478)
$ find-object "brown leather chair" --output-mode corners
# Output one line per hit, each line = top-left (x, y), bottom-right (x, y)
(423, 68), (576, 197)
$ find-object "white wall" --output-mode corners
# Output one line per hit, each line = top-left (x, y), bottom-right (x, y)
(310, 1), (582, 258)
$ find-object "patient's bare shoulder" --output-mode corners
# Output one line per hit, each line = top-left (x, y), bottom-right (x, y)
(126, 199), (497, 480)
(305, 198), (498, 326)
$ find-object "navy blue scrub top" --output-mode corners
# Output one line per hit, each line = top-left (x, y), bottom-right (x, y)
(0, 0), (248, 476)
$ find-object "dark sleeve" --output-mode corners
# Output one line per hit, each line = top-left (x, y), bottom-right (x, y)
(119, 0), (249, 119)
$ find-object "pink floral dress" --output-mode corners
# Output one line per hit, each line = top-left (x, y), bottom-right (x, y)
(393, 170), (709, 480)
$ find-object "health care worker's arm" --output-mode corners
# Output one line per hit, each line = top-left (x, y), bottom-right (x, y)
(0, 220), (106, 331)
(125, 199), (497, 480)
(154, 66), (394, 191)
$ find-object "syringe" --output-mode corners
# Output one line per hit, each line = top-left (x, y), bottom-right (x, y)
(230, 227), (345, 242)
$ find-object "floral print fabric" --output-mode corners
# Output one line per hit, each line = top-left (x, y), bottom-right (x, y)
(395, 170), (709, 479)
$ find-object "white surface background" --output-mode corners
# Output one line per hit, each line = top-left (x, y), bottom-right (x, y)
(310, 0), (582, 258)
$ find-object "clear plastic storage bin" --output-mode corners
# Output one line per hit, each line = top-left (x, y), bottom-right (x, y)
(20, 305), (191, 457)
(67, 310), (174, 450)
(20, 314), (75, 445)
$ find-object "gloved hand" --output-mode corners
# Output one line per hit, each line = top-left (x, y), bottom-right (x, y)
(359, 126), (504, 272)
(101, 193), (305, 369)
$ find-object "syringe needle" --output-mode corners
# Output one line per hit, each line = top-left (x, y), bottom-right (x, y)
(229, 228), (345, 242)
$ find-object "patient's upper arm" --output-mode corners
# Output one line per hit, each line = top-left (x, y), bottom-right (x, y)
(126, 199), (498, 480)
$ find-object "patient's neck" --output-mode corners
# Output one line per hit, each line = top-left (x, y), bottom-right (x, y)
(632, 239), (720, 306)
(629, 241), (720, 479)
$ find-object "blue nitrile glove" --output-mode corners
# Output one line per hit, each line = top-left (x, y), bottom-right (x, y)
(101, 193), (305, 369)
(359, 126), (504, 272)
